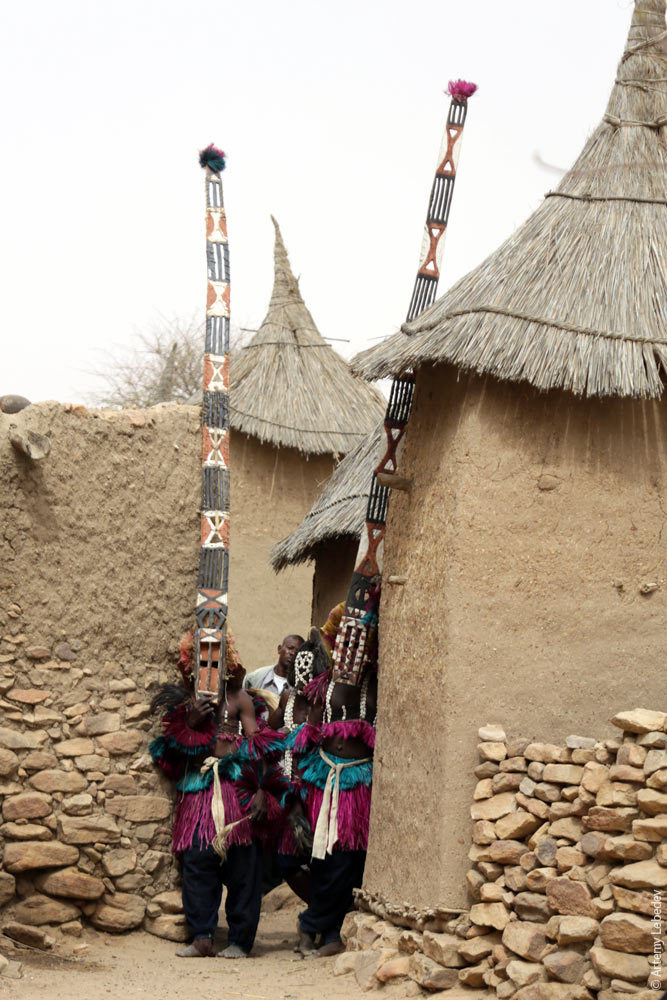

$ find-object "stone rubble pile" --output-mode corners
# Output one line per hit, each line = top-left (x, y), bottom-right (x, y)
(0, 615), (185, 950)
(338, 709), (666, 998)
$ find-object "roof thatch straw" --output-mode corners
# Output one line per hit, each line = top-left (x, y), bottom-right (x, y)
(270, 421), (383, 570)
(353, 0), (667, 399)
(228, 217), (385, 454)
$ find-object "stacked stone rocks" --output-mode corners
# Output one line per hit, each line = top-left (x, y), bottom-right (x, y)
(339, 709), (666, 998)
(0, 616), (186, 949)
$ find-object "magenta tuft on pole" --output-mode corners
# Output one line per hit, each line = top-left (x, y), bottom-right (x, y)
(446, 80), (478, 100)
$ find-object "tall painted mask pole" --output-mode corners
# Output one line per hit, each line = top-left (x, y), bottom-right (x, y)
(331, 80), (477, 685)
(194, 144), (231, 699)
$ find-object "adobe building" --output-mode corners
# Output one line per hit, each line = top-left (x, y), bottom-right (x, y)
(352, 0), (667, 911)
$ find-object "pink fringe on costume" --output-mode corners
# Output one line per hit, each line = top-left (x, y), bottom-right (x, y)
(172, 780), (251, 853)
(294, 719), (375, 751)
(242, 728), (285, 759)
(302, 669), (331, 702)
(305, 783), (372, 852)
(163, 705), (215, 748)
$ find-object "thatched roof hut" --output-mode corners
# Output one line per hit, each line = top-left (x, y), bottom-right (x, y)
(231, 217), (384, 454)
(270, 423), (383, 622)
(348, 0), (667, 918)
(354, 1), (667, 398)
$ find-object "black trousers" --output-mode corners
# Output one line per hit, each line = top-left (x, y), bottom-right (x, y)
(298, 850), (366, 944)
(181, 837), (262, 954)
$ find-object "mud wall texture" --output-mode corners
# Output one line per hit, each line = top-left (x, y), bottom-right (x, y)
(365, 366), (666, 911)
(311, 536), (359, 627)
(0, 402), (333, 943)
(231, 432), (335, 662)
(342, 710), (666, 999)
(0, 403), (333, 674)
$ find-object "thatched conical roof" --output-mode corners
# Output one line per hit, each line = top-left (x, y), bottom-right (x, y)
(271, 421), (383, 570)
(229, 218), (385, 454)
(353, 0), (667, 398)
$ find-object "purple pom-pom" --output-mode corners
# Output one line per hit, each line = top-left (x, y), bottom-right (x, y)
(199, 143), (226, 173)
(446, 80), (478, 101)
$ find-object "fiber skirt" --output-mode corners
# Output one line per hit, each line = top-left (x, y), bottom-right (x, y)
(300, 750), (373, 853)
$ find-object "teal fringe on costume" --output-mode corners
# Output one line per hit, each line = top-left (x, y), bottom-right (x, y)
(299, 751), (373, 791)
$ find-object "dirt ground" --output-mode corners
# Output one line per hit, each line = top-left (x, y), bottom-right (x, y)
(0, 899), (407, 1000)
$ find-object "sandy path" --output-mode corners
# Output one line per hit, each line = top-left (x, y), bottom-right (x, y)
(0, 901), (407, 1000)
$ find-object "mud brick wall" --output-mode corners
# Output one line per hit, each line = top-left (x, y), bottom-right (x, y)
(340, 708), (666, 1000)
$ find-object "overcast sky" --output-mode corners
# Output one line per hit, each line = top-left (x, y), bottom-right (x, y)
(1, 0), (634, 404)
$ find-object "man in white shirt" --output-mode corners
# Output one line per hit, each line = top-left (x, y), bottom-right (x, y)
(243, 635), (304, 697)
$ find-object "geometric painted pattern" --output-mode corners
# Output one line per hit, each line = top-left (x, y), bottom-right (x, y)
(332, 93), (475, 687)
(195, 162), (231, 699)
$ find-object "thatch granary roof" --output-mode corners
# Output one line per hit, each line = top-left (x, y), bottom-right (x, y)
(353, 0), (667, 398)
(271, 421), (383, 570)
(229, 218), (385, 454)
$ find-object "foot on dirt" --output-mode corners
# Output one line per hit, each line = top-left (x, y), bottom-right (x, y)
(316, 940), (345, 958)
(176, 939), (215, 958)
(218, 944), (248, 959)
(295, 931), (317, 956)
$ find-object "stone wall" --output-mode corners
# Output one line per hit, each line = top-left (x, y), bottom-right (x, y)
(337, 708), (666, 999)
(0, 612), (188, 948)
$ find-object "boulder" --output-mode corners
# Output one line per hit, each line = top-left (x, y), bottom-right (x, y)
(377, 954), (410, 982)
(599, 912), (654, 953)
(96, 731), (143, 755)
(2, 921), (54, 949)
(546, 878), (595, 917)
(0, 748), (19, 777)
(502, 921), (547, 961)
(408, 952), (459, 990)
(596, 782), (637, 808)
(543, 950), (586, 983)
(30, 770), (87, 794)
(556, 916), (599, 945)
(636, 788), (667, 815)
(470, 792), (518, 822)
(632, 815), (667, 841)
(422, 931), (465, 967)
(3, 840), (79, 872)
(0, 822), (52, 840)
(102, 775), (137, 794)
(542, 765), (584, 785)
(2, 792), (51, 821)
(58, 814), (121, 844)
(513, 986), (590, 1000)
(144, 913), (189, 942)
(611, 709), (666, 734)
(91, 892), (145, 932)
(507, 960), (547, 987)
(514, 892), (552, 923)
(584, 806), (637, 832)
(35, 867), (104, 900)
(478, 725), (507, 742)
(54, 738), (94, 757)
(611, 885), (654, 916)
(105, 795), (171, 822)
(610, 858), (667, 890)
(102, 848), (137, 877)
(152, 890), (182, 914)
(84, 713), (120, 737)
(469, 901), (510, 930)
(0, 728), (39, 750)
(14, 893), (81, 925)
(22, 750), (57, 772)
(590, 946), (650, 983)
(458, 934), (499, 962)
